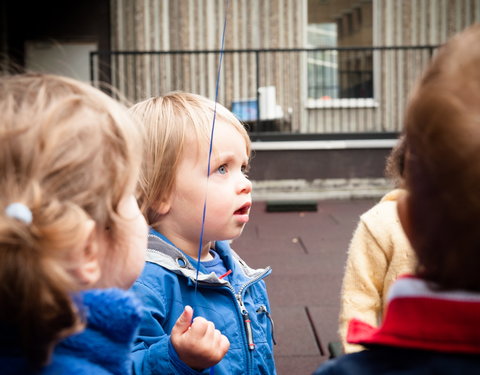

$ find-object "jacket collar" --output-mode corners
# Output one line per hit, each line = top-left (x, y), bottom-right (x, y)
(347, 276), (480, 354)
(56, 289), (142, 374)
(146, 230), (271, 288)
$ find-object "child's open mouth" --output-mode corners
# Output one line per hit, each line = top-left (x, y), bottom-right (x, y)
(234, 202), (251, 216)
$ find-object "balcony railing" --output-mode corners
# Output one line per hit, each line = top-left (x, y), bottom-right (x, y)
(90, 45), (437, 139)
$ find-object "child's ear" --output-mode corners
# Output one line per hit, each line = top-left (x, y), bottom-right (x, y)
(397, 190), (413, 244)
(155, 197), (172, 215)
(156, 202), (171, 215)
(71, 219), (101, 288)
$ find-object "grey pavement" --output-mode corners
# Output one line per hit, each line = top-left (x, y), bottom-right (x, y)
(232, 198), (378, 375)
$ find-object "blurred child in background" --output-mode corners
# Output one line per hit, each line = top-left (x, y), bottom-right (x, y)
(338, 136), (415, 353)
(315, 24), (480, 374)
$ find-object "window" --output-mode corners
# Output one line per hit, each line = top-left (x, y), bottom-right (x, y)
(307, 23), (338, 99)
(307, 0), (373, 103)
(355, 7), (362, 29)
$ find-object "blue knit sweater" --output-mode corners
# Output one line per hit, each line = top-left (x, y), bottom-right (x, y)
(0, 288), (142, 375)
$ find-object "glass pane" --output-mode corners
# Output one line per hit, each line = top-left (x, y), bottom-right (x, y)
(307, 0), (373, 100)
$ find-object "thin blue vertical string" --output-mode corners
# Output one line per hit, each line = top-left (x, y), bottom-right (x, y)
(194, 0), (230, 297)
(193, 3), (230, 374)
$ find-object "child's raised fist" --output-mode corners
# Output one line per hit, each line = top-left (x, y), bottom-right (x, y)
(170, 305), (230, 370)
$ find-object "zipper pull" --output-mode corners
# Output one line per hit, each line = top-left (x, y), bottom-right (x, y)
(242, 310), (255, 350)
(237, 294), (255, 350)
(257, 305), (277, 345)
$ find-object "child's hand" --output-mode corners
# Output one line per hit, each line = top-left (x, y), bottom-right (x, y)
(170, 305), (230, 370)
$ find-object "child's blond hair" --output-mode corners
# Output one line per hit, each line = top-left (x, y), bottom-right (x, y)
(130, 92), (251, 229)
(404, 24), (480, 291)
(0, 73), (142, 367)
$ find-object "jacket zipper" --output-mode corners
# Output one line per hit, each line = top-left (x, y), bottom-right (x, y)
(237, 295), (255, 350)
(201, 268), (271, 349)
(194, 270), (270, 374)
(232, 268), (271, 351)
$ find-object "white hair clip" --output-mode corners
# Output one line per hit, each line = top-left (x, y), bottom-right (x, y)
(5, 203), (33, 224)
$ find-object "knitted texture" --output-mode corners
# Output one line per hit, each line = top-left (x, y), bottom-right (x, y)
(338, 190), (415, 353)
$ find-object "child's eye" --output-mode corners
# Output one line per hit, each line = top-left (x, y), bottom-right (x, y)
(217, 165), (228, 175)
(241, 164), (250, 177)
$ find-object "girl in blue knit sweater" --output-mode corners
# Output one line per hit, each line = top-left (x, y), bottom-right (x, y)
(0, 73), (148, 374)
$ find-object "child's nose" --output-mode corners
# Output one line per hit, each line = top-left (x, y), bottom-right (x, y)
(238, 174), (252, 194)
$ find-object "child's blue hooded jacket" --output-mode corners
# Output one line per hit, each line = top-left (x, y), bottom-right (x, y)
(131, 231), (276, 375)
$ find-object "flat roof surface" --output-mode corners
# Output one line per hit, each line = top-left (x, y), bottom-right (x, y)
(233, 198), (377, 375)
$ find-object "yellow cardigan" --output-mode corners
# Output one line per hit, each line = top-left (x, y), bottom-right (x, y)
(338, 189), (416, 353)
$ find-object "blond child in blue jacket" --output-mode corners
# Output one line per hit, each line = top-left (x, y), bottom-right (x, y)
(129, 93), (276, 375)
